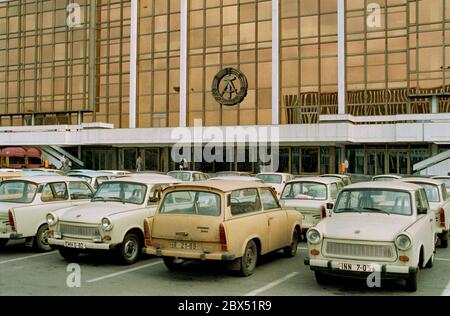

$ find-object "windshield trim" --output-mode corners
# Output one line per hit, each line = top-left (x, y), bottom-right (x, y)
(334, 188), (413, 216)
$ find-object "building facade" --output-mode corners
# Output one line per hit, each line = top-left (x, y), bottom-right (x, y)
(1, 0), (450, 175)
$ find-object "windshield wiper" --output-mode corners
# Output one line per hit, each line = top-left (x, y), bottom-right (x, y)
(362, 207), (390, 215)
(92, 197), (106, 202)
(336, 207), (363, 214)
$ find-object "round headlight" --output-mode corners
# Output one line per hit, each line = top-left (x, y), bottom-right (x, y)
(395, 234), (412, 251)
(101, 217), (113, 231)
(306, 228), (322, 245)
(46, 213), (57, 226)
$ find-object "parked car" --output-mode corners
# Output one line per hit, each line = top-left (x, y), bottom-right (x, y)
(209, 176), (262, 183)
(99, 170), (132, 176)
(320, 174), (352, 186)
(0, 176), (94, 251)
(0, 171), (25, 182)
(305, 181), (435, 292)
(373, 175), (402, 182)
(215, 171), (252, 177)
(279, 177), (344, 233)
(167, 170), (209, 182)
(67, 171), (117, 190)
(47, 176), (180, 265)
(401, 178), (450, 248)
(432, 176), (450, 196)
(256, 173), (295, 198)
(143, 180), (302, 276)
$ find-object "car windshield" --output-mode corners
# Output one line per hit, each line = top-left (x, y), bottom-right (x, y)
(335, 189), (412, 216)
(408, 183), (440, 203)
(373, 177), (397, 182)
(93, 182), (147, 205)
(281, 182), (327, 200)
(0, 181), (38, 203)
(159, 191), (221, 216)
(168, 172), (191, 182)
(256, 174), (282, 184)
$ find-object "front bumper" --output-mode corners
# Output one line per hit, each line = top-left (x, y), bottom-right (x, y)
(304, 258), (417, 280)
(48, 238), (118, 251)
(143, 246), (236, 261)
(0, 232), (23, 239)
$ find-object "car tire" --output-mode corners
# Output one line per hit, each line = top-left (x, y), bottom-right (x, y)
(283, 230), (298, 258)
(59, 248), (80, 262)
(239, 240), (258, 277)
(163, 257), (183, 271)
(118, 233), (141, 265)
(315, 271), (329, 285)
(405, 270), (418, 292)
(0, 239), (8, 248)
(425, 253), (434, 269)
(33, 224), (52, 252)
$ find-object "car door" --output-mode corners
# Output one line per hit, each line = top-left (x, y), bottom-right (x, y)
(260, 188), (289, 251)
(417, 189), (435, 259)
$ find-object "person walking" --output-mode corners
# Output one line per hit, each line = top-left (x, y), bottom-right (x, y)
(136, 154), (143, 172)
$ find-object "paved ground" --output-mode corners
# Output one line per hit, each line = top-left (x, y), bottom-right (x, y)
(1, 240), (450, 296)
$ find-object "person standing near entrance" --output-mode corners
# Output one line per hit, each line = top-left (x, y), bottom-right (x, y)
(136, 154), (143, 172)
(344, 158), (349, 174)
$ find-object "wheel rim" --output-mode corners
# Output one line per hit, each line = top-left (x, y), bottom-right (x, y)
(40, 228), (50, 247)
(245, 244), (256, 270)
(124, 238), (138, 260)
(291, 233), (298, 254)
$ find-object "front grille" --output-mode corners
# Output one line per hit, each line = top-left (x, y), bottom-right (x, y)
(325, 241), (394, 260)
(60, 223), (100, 238)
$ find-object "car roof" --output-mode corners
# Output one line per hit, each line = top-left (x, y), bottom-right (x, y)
(257, 172), (291, 176)
(344, 181), (421, 191)
(320, 174), (350, 179)
(210, 176), (262, 182)
(373, 174), (402, 178)
(433, 176), (450, 179)
(401, 177), (444, 186)
(67, 171), (115, 177)
(105, 175), (180, 185)
(287, 177), (340, 185)
(168, 180), (270, 193)
(4, 176), (87, 184)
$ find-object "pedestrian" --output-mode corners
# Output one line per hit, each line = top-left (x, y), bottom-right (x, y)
(136, 154), (143, 172)
(344, 158), (349, 174)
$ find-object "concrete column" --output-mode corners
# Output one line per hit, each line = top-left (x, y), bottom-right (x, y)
(272, 0), (280, 124)
(338, 0), (346, 114)
(129, 0), (138, 128)
(180, 0), (188, 127)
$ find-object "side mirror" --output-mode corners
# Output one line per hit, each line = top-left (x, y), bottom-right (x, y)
(148, 197), (159, 204)
(417, 207), (428, 215)
(327, 203), (334, 210)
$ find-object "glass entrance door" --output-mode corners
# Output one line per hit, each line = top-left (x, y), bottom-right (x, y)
(389, 150), (409, 175)
(367, 150), (386, 176)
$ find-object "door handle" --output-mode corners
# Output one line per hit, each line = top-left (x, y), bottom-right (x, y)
(176, 232), (189, 237)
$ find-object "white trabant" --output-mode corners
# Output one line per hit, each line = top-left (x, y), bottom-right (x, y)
(279, 177), (344, 233)
(47, 175), (179, 265)
(0, 176), (94, 251)
(305, 182), (435, 292)
(372, 175), (402, 182)
(433, 176), (450, 196)
(167, 171), (209, 182)
(401, 177), (450, 248)
(256, 173), (295, 198)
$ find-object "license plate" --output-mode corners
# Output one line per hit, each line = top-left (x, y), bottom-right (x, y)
(170, 241), (198, 250)
(338, 262), (375, 273)
(64, 241), (86, 249)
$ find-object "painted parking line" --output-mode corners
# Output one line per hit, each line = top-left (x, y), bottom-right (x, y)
(436, 257), (450, 262)
(244, 272), (299, 297)
(86, 260), (163, 283)
(0, 251), (56, 265)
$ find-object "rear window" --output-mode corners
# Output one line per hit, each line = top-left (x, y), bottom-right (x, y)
(160, 191), (221, 217)
(281, 182), (327, 200)
(256, 174), (282, 184)
(0, 181), (38, 203)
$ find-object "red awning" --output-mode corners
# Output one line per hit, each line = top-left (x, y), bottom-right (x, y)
(0, 147), (27, 157)
(26, 148), (41, 158)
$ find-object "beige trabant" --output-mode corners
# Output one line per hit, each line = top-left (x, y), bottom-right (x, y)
(143, 180), (302, 276)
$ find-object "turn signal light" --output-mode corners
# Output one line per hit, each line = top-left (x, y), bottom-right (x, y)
(310, 249), (320, 256)
(440, 208), (446, 228)
(399, 256), (410, 262)
(103, 235), (112, 241)
(8, 210), (15, 231)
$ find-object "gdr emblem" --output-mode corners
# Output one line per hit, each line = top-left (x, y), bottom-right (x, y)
(211, 68), (248, 106)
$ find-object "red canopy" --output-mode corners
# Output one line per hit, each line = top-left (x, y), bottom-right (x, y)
(26, 148), (41, 158)
(0, 147), (26, 157)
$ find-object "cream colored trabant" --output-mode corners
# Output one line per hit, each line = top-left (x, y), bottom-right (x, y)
(401, 178), (450, 248)
(0, 176), (94, 251)
(143, 180), (302, 276)
(279, 177), (344, 234)
(305, 182), (435, 292)
(47, 175), (179, 265)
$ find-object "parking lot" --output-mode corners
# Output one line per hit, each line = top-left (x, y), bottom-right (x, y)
(1, 240), (450, 296)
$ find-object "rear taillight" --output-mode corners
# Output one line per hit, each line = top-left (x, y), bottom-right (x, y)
(440, 208), (446, 228)
(321, 206), (327, 219)
(8, 210), (15, 231)
(219, 224), (227, 252)
(143, 219), (152, 246)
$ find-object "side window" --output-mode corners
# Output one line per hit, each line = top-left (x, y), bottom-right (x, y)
(41, 182), (68, 202)
(69, 182), (93, 200)
(230, 189), (261, 216)
(330, 184), (339, 199)
(442, 184), (448, 201)
(260, 189), (280, 210)
(415, 191), (422, 211)
(193, 174), (201, 182)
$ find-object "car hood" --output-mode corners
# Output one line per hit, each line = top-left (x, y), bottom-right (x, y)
(317, 213), (415, 242)
(56, 202), (142, 224)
